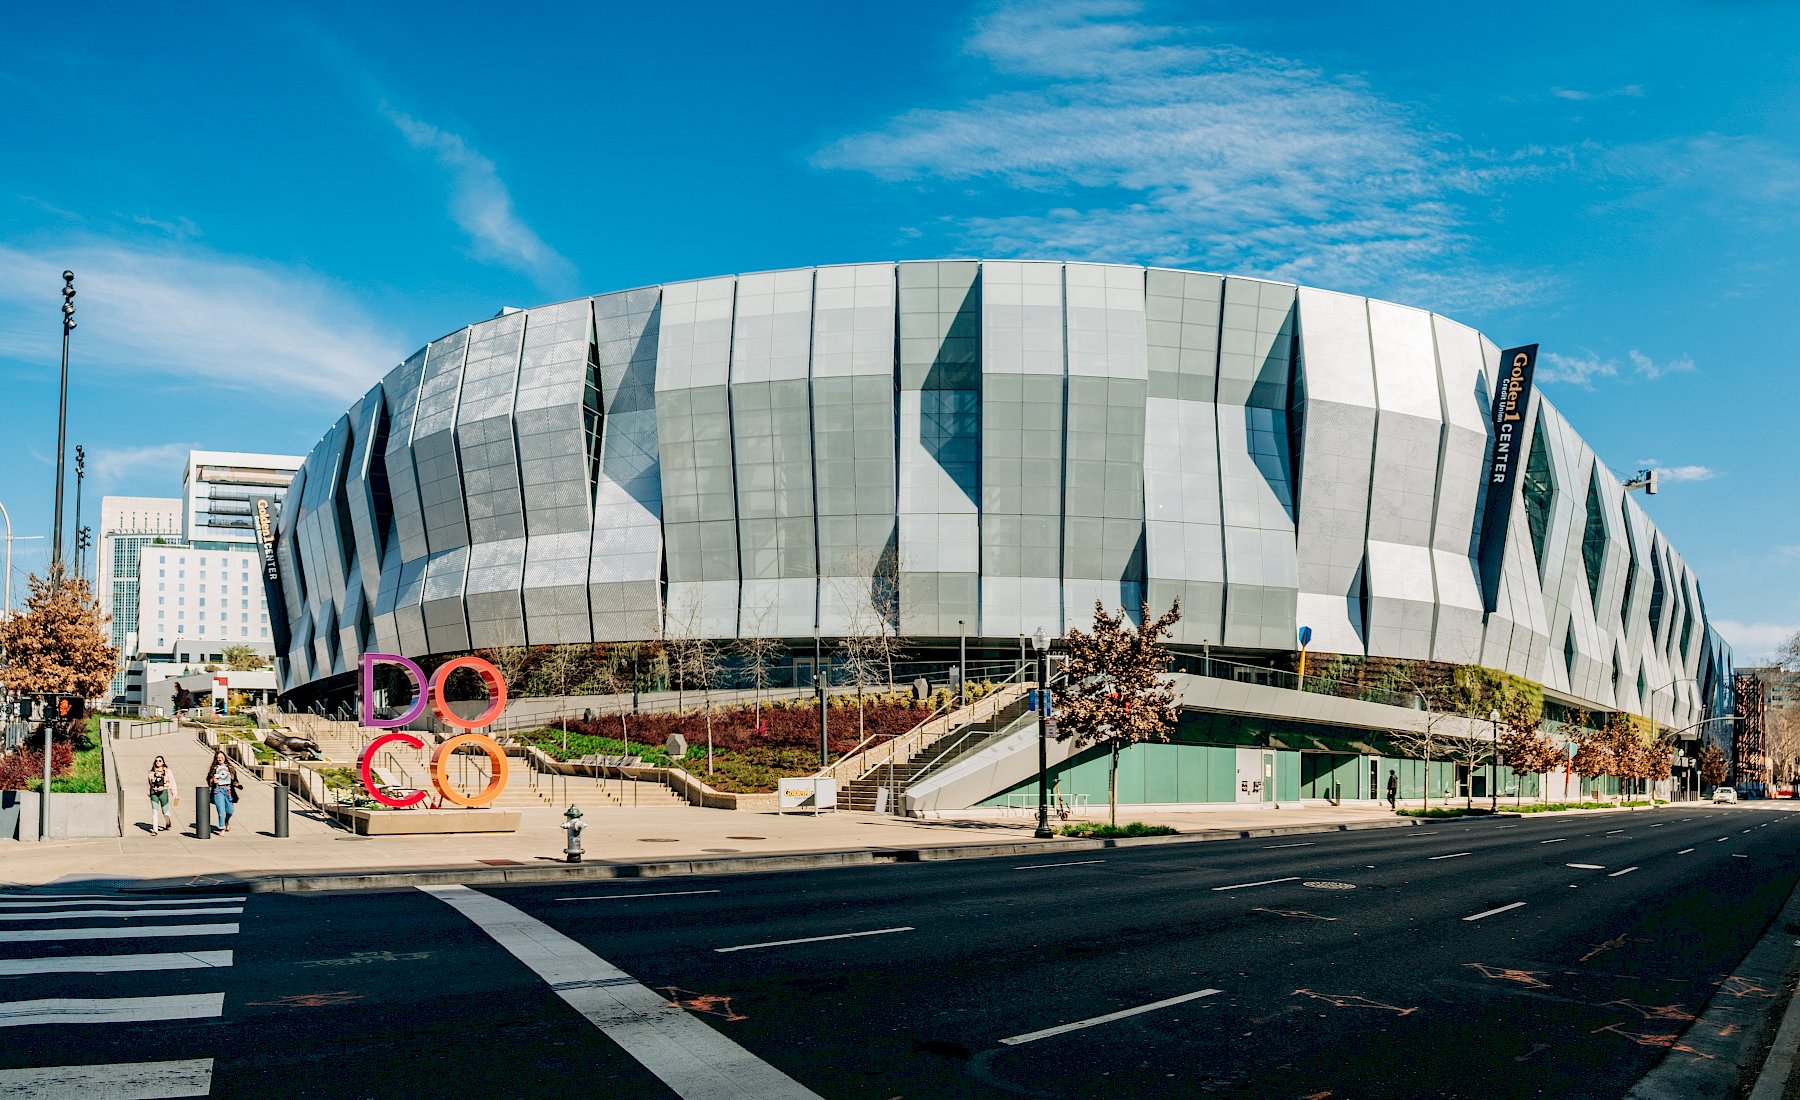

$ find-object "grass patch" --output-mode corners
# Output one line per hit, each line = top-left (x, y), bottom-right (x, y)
(1057, 821), (1179, 838)
(191, 714), (255, 728)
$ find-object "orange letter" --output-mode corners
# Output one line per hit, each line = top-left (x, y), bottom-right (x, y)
(430, 733), (510, 808)
(428, 656), (507, 730)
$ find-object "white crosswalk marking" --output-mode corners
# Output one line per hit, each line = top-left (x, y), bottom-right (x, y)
(0, 895), (239, 1093)
(0, 1058), (213, 1098)
(0, 993), (223, 1028)
(0, 951), (232, 977)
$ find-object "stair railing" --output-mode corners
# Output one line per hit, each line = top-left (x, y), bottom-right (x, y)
(820, 665), (1030, 785)
(899, 692), (1042, 791)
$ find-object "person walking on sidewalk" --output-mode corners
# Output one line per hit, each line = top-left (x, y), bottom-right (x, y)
(1386, 770), (1399, 810)
(147, 756), (175, 834)
(207, 750), (238, 834)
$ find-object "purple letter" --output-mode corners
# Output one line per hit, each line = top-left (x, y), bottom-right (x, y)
(361, 653), (427, 727)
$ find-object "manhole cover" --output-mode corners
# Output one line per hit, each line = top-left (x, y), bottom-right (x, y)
(701, 848), (741, 853)
(1303, 881), (1356, 890)
(727, 836), (766, 840)
(637, 837), (681, 843)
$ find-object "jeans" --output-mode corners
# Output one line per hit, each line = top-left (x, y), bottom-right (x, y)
(211, 786), (233, 828)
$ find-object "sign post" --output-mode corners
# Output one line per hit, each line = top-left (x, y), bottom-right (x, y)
(1297, 625), (1313, 687)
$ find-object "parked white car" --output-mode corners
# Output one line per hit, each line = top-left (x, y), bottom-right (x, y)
(1713, 787), (1739, 804)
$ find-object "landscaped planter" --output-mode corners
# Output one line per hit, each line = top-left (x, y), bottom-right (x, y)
(327, 807), (521, 836)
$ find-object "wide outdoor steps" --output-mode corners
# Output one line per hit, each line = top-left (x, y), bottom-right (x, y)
(837, 690), (1035, 812)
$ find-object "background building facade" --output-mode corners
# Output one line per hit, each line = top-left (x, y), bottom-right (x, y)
(97, 495), (183, 697)
(182, 450), (302, 546)
(274, 261), (1732, 734)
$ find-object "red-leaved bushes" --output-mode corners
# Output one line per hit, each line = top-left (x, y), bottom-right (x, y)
(0, 740), (75, 790)
(565, 697), (928, 758)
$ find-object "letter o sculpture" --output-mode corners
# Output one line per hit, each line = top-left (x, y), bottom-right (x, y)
(430, 733), (510, 808)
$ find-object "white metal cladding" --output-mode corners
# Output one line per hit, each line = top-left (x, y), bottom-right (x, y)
(276, 261), (1728, 726)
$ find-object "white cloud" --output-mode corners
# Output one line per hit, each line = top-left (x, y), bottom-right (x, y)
(87, 442), (199, 492)
(1551, 84), (1644, 102)
(387, 109), (574, 286)
(0, 241), (406, 403)
(1713, 620), (1797, 660)
(1634, 459), (1720, 483)
(1628, 349), (1696, 380)
(1538, 351), (1618, 388)
(816, 0), (1538, 301)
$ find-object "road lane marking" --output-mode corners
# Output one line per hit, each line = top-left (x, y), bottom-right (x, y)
(0, 896), (245, 909)
(0, 993), (223, 1028)
(1678, 848), (1695, 854)
(1210, 877), (1301, 892)
(716, 927), (913, 953)
(1650, 823), (1664, 828)
(1492, 825), (1520, 830)
(1463, 902), (1526, 922)
(1742, 829), (1753, 834)
(1428, 853), (1472, 860)
(1540, 839), (1567, 845)
(1261, 843), (1314, 849)
(0, 1058), (213, 1098)
(422, 885), (822, 1100)
(1567, 864), (1605, 870)
(1013, 860), (1107, 870)
(556, 890), (722, 902)
(1608, 867), (1639, 877)
(1718, 838), (1731, 843)
(998, 988), (1223, 1046)
(0, 907), (242, 922)
(0, 951), (232, 977)
(0, 924), (237, 944)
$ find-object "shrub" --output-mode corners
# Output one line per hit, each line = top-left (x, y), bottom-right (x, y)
(1057, 821), (1178, 838)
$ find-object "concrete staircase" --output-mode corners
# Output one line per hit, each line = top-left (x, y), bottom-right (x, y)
(838, 689), (1034, 812)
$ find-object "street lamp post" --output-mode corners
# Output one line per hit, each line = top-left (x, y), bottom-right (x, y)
(1489, 708), (1500, 812)
(52, 272), (74, 570)
(72, 446), (86, 580)
(1033, 627), (1052, 839)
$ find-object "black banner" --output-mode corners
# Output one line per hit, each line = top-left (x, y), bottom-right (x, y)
(1479, 345), (1540, 612)
(252, 496), (292, 658)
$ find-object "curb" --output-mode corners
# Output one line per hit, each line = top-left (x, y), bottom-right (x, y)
(1749, 970), (1800, 1100)
(114, 816), (1424, 895)
(1627, 864), (1800, 1100)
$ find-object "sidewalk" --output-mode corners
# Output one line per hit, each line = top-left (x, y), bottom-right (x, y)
(0, 776), (1410, 891)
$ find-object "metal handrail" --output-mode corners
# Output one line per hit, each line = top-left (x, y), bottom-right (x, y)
(820, 666), (1030, 784)
(904, 693), (1043, 790)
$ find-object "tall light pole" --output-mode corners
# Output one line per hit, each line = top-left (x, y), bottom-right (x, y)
(1489, 708), (1500, 812)
(1033, 627), (1052, 839)
(52, 271), (74, 571)
(72, 446), (86, 580)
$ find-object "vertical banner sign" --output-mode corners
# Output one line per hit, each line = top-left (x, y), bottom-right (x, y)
(1478, 345), (1540, 611)
(252, 496), (292, 656)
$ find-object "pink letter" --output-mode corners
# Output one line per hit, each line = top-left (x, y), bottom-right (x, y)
(361, 653), (427, 727)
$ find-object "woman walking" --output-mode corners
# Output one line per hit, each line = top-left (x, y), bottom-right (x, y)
(148, 756), (174, 834)
(207, 749), (238, 834)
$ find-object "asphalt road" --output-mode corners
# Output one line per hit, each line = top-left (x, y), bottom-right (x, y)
(3, 803), (1798, 1099)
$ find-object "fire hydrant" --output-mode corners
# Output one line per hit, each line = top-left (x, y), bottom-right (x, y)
(562, 805), (586, 863)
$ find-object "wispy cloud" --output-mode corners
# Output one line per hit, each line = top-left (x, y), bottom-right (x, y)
(1635, 459), (1720, 483)
(88, 442), (198, 491)
(386, 109), (574, 287)
(1628, 350), (1695, 380)
(0, 241), (405, 403)
(1551, 84), (1644, 102)
(1538, 348), (1697, 389)
(1539, 351), (1617, 388)
(1712, 620), (1796, 659)
(816, 0), (1541, 304)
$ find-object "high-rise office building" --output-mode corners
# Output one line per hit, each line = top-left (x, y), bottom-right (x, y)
(182, 450), (303, 545)
(97, 495), (183, 699)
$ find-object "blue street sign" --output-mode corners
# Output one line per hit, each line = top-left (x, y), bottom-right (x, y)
(1298, 625), (1313, 647)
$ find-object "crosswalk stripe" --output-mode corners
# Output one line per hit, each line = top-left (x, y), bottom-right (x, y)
(0, 897), (244, 909)
(0, 993), (223, 1028)
(0, 951), (232, 977)
(0, 924), (237, 944)
(423, 884), (823, 1100)
(0, 908), (242, 923)
(0, 1058), (212, 1098)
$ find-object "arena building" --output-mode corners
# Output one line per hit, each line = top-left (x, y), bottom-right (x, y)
(271, 261), (1732, 804)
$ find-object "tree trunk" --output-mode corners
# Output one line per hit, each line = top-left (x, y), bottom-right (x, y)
(705, 701), (714, 774)
(1109, 740), (1120, 827)
(1423, 755), (1431, 811)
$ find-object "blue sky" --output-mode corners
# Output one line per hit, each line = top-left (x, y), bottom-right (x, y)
(2, 0), (1795, 655)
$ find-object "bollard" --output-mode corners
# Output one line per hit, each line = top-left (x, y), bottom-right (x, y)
(273, 783), (289, 838)
(195, 786), (211, 840)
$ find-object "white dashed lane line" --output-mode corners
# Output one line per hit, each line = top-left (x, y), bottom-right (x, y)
(1678, 848), (1695, 854)
(1540, 839), (1567, 845)
(1210, 877), (1300, 892)
(1608, 867), (1639, 877)
(1463, 902), (1526, 922)
(1428, 853), (1472, 861)
(999, 989), (1224, 1046)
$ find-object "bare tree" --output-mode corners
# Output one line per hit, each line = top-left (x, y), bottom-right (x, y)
(734, 612), (785, 762)
(1385, 677), (1462, 811)
(1053, 599), (1183, 827)
(480, 646), (532, 697)
(538, 644), (589, 753)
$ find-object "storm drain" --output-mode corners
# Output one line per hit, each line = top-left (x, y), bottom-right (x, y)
(1303, 881), (1357, 890)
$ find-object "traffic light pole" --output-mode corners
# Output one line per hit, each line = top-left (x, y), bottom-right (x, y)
(40, 716), (51, 841)
(51, 272), (74, 571)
